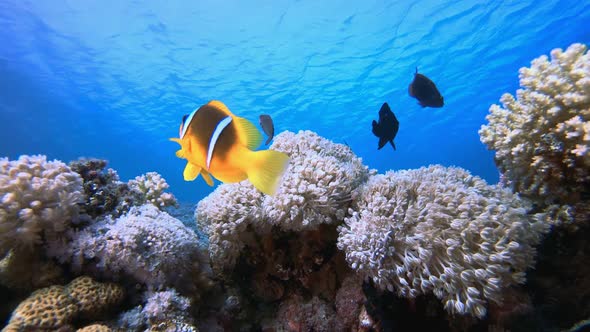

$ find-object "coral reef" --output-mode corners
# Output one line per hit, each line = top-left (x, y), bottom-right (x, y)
(333, 275), (367, 331)
(127, 172), (177, 210)
(264, 130), (374, 231)
(337, 165), (549, 318)
(48, 204), (212, 296)
(266, 294), (336, 331)
(196, 130), (373, 271)
(523, 223), (590, 330)
(194, 130), (370, 330)
(76, 324), (112, 332)
(70, 158), (177, 218)
(3, 276), (124, 331)
(118, 289), (198, 332)
(479, 43), (590, 226)
(0, 155), (83, 255)
(0, 248), (64, 291)
(69, 158), (128, 218)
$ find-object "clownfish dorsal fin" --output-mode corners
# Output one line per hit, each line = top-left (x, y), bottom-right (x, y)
(233, 116), (263, 150)
(183, 162), (201, 181)
(208, 100), (231, 115)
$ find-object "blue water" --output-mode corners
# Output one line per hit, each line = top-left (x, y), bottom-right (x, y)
(1, 0), (589, 202)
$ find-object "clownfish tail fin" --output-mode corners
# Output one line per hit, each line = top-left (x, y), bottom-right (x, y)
(246, 149), (289, 196)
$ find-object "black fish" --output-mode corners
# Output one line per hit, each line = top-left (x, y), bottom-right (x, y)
(259, 114), (274, 145)
(372, 102), (399, 150)
(408, 67), (444, 108)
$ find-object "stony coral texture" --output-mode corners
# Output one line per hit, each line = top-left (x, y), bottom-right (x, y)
(479, 43), (590, 225)
(0, 155), (83, 256)
(196, 130), (372, 271)
(337, 165), (549, 318)
(264, 130), (373, 231)
(127, 171), (178, 210)
(48, 204), (212, 296)
(4, 276), (124, 331)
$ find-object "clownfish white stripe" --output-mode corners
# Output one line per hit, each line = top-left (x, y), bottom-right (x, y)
(207, 116), (232, 169)
(180, 108), (199, 139)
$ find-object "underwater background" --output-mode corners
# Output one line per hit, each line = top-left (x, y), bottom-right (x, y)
(1, 0), (588, 203)
(1, 1), (590, 332)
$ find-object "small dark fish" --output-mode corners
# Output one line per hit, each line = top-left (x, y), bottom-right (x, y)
(408, 67), (444, 108)
(372, 102), (399, 150)
(259, 114), (274, 145)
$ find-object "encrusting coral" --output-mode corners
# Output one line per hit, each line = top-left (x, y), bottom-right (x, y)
(0, 155), (83, 256)
(3, 276), (124, 331)
(196, 130), (373, 271)
(47, 204), (212, 297)
(479, 43), (590, 226)
(337, 165), (549, 318)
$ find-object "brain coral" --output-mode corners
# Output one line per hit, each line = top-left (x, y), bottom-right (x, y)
(337, 165), (549, 318)
(195, 130), (372, 270)
(48, 204), (212, 296)
(4, 276), (124, 331)
(0, 155), (83, 255)
(479, 43), (590, 225)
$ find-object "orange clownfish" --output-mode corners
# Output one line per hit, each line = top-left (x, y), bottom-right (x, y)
(170, 100), (290, 196)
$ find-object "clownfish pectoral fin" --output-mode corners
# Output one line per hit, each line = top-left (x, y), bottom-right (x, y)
(170, 138), (188, 159)
(245, 149), (290, 196)
(233, 116), (263, 150)
(200, 169), (214, 186)
(183, 162), (202, 181)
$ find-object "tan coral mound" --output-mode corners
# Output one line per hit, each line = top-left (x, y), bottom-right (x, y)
(479, 43), (590, 225)
(76, 324), (112, 332)
(337, 165), (548, 318)
(4, 276), (124, 331)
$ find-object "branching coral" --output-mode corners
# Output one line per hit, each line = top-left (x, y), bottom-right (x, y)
(195, 130), (372, 271)
(337, 165), (549, 318)
(48, 204), (212, 296)
(479, 43), (590, 225)
(69, 158), (126, 218)
(118, 289), (198, 332)
(0, 155), (83, 256)
(128, 172), (178, 209)
(70, 158), (177, 218)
